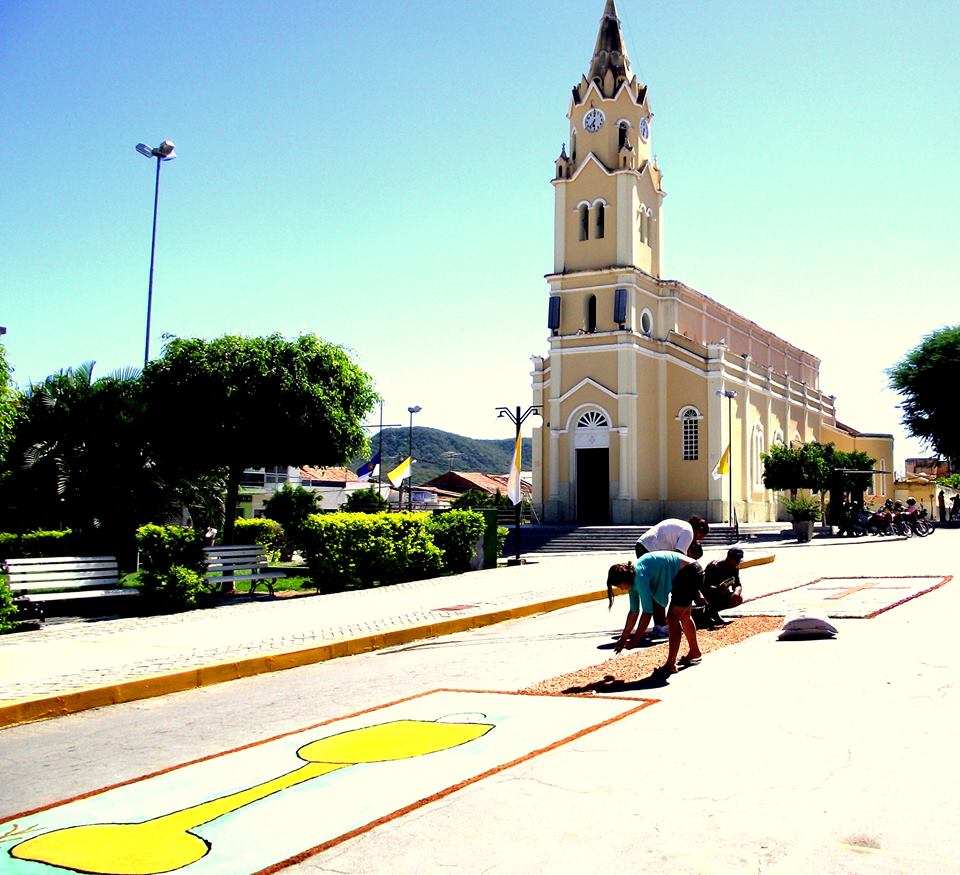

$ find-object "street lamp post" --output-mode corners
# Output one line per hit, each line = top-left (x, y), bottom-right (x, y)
(496, 405), (541, 566)
(135, 139), (176, 367)
(407, 405), (421, 511)
(716, 389), (737, 527)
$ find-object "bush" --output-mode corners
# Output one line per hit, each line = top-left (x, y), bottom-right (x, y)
(263, 485), (320, 557)
(0, 529), (78, 561)
(783, 495), (822, 522)
(136, 524), (205, 575)
(343, 488), (388, 513)
(140, 565), (210, 613)
(234, 517), (285, 559)
(0, 577), (17, 633)
(300, 512), (442, 593)
(496, 526), (508, 558)
(426, 510), (485, 573)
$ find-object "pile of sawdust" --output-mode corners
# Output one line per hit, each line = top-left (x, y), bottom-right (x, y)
(523, 616), (782, 695)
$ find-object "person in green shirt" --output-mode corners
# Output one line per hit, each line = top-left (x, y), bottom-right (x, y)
(606, 551), (705, 675)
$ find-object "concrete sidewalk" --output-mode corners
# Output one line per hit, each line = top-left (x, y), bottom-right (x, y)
(0, 531), (938, 728)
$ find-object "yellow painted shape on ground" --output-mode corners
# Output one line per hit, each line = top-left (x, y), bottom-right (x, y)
(11, 718), (493, 875)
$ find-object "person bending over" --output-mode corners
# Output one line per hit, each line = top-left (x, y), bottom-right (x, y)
(606, 551), (705, 675)
(633, 516), (709, 635)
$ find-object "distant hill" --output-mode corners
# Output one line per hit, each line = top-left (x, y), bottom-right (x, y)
(350, 427), (533, 486)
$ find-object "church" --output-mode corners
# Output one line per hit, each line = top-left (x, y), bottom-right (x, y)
(530, 0), (893, 525)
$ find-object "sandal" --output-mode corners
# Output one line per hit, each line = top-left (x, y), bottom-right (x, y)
(679, 655), (702, 666)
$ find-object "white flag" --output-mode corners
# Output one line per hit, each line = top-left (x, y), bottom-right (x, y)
(507, 433), (522, 505)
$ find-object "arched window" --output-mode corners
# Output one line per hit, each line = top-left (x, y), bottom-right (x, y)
(678, 406), (702, 461)
(586, 295), (597, 333)
(594, 202), (605, 239)
(618, 121), (629, 150)
(579, 204), (589, 241)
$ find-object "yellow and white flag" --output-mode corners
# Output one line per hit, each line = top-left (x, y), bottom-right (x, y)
(387, 456), (412, 487)
(506, 433), (522, 505)
(711, 444), (730, 481)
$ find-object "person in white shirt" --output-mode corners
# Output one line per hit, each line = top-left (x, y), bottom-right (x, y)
(634, 516), (709, 636)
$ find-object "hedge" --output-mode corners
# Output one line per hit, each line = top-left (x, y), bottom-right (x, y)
(300, 512), (443, 593)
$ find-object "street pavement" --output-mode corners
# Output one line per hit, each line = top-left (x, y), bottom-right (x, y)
(2, 528), (959, 873)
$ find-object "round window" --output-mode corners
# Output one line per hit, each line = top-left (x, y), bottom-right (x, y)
(640, 309), (653, 335)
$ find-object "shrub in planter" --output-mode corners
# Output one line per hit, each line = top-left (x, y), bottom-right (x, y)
(140, 565), (211, 613)
(783, 495), (822, 522)
(496, 526), (509, 558)
(234, 517), (285, 559)
(427, 510), (485, 573)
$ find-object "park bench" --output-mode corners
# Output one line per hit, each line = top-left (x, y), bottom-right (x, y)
(2, 555), (137, 622)
(203, 544), (286, 597)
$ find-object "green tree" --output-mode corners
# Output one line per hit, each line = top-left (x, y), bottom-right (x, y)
(263, 484), (320, 556)
(887, 325), (960, 467)
(343, 488), (388, 513)
(0, 363), (172, 563)
(760, 442), (828, 498)
(0, 341), (19, 471)
(143, 335), (377, 543)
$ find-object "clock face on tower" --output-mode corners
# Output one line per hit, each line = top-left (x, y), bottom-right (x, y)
(639, 117), (649, 141)
(583, 108), (605, 133)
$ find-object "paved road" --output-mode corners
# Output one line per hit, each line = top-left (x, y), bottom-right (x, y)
(2, 531), (958, 873)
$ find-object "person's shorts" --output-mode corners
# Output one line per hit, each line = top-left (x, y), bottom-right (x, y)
(670, 562), (704, 608)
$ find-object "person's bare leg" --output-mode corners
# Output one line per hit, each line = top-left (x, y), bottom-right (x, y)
(661, 610), (682, 673)
(676, 606), (702, 660)
(653, 602), (667, 627)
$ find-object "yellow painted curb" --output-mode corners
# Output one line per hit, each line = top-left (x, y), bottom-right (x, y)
(741, 554), (775, 569)
(0, 589), (609, 730)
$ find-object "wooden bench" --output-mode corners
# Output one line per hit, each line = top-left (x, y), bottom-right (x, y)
(203, 545), (287, 597)
(2, 555), (137, 622)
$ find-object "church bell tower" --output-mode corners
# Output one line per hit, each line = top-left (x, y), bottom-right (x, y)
(552, 0), (664, 280)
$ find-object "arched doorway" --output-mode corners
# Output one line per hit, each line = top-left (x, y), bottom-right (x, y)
(574, 409), (610, 524)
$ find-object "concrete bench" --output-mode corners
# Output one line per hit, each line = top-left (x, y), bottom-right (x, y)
(3, 555), (137, 622)
(203, 545), (287, 597)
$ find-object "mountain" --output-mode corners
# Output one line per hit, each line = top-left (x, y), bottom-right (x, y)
(352, 427), (533, 486)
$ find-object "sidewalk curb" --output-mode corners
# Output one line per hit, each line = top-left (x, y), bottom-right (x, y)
(0, 590), (609, 729)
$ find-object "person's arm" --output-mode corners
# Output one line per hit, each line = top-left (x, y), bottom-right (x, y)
(614, 611), (639, 654)
(624, 612), (652, 649)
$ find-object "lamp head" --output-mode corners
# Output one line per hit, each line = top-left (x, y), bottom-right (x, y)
(408, 405), (422, 415)
(156, 139), (176, 159)
(135, 143), (154, 158)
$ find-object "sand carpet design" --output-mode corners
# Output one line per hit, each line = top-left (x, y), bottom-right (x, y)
(725, 575), (951, 619)
(0, 690), (652, 875)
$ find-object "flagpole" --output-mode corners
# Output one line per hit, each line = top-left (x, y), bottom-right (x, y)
(496, 404), (541, 566)
(716, 389), (737, 527)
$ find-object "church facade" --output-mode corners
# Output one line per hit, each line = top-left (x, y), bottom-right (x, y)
(530, 0), (893, 525)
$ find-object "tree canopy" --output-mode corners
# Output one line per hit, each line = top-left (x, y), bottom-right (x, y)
(887, 324), (960, 466)
(143, 334), (377, 540)
(0, 342), (18, 470)
(761, 441), (877, 499)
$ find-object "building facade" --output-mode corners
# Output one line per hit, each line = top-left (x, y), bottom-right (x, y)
(531, 0), (893, 525)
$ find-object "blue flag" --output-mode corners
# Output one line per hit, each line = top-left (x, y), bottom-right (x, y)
(356, 452), (381, 482)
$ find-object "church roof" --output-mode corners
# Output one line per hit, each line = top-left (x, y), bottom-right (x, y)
(587, 0), (634, 95)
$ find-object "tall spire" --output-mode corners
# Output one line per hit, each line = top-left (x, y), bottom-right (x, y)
(587, 0), (634, 96)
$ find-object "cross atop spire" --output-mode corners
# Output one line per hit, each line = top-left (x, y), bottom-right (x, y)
(587, 0), (634, 96)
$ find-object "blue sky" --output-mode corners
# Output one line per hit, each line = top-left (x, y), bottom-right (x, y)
(2, 0), (957, 470)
